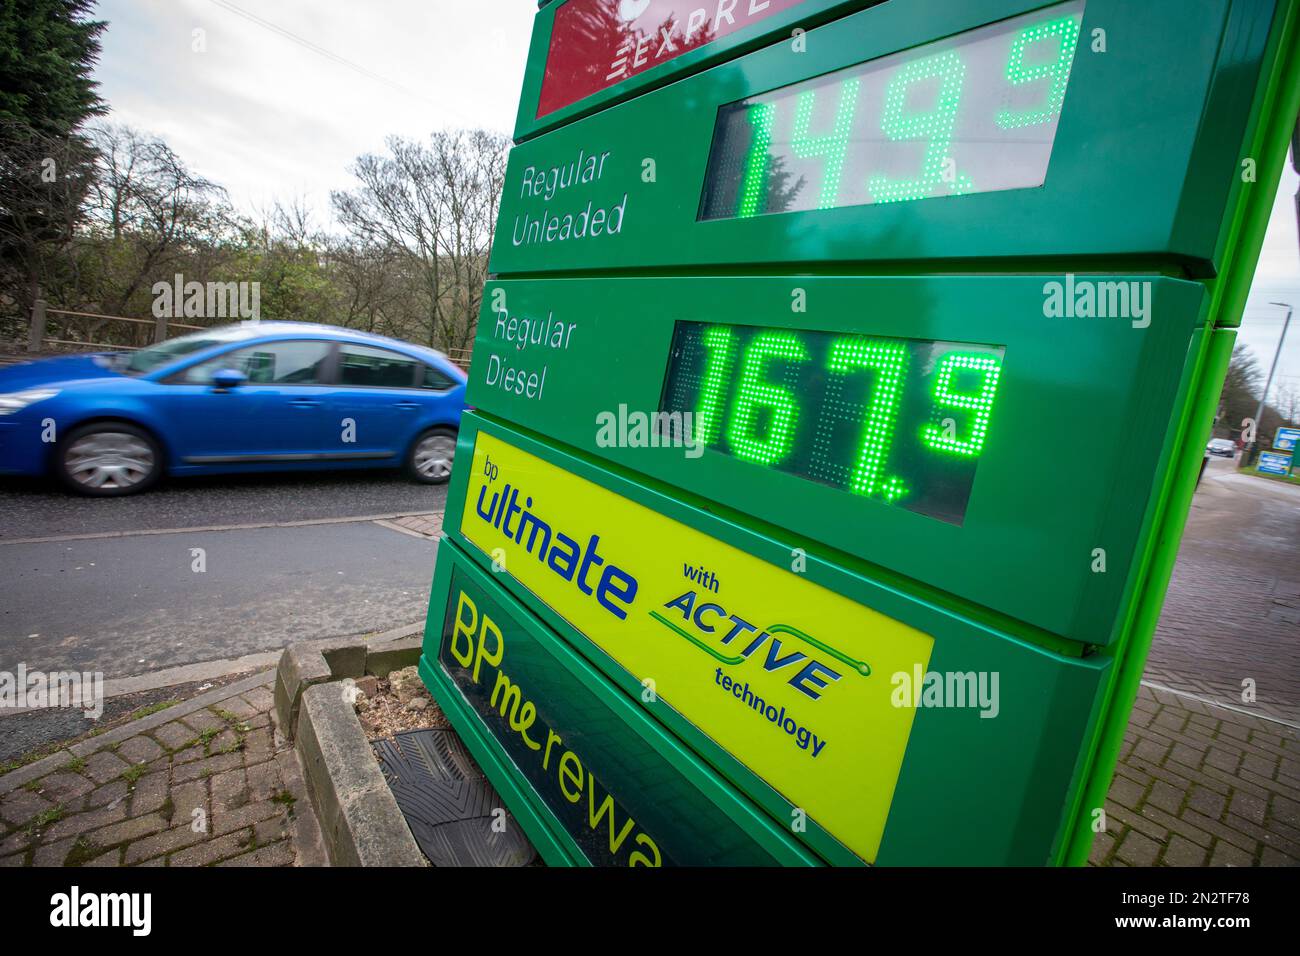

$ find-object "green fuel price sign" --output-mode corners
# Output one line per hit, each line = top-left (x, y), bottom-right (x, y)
(700, 0), (1084, 218)
(661, 322), (1004, 523)
(419, 0), (1300, 867)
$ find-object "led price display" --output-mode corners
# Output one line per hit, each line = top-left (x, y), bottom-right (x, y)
(698, 0), (1085, 220)
(660, 322), (1005, 524)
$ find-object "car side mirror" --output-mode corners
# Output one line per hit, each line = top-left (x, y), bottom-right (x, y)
(211, 368), (247, 392)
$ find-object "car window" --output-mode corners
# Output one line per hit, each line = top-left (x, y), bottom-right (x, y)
(421, 365), (455, 391)
(124, 334), (228, 375)
(336, 344), (419, 388)
(176, 340), (332, 385)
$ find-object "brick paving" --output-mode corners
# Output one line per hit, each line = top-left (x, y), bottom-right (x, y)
(1093, 684), (1299, 867)
(0, 681), (322, 867)
(376, 512), (443, 539)
(1095, 465), (1300, 867)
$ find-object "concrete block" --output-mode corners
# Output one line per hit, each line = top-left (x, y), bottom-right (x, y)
(295, 682), (424, 867)
(365, 638), (423, 678)
(273, 643), (331, 740)
(320, 642), (367, 680)
(334, 788), (425, 867)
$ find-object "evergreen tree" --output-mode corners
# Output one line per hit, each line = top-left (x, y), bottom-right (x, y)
(0, 0), (106, 135)
(0, 0), (106, 325)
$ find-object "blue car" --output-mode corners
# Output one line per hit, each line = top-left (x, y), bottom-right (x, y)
(0, 322), (467, 496)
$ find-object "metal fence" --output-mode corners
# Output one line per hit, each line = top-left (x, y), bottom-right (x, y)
(24, 300), (205, 352)
(15, 299), (476, 371)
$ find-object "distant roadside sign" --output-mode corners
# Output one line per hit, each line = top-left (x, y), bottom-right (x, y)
(1258, 451), (1294, 476)
(1274, 426), (1300, 451)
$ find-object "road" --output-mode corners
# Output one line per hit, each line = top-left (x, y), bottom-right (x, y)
(0, 470), (448, 683)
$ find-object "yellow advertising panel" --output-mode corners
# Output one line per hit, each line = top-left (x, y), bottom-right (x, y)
(459, 432), (934, 862)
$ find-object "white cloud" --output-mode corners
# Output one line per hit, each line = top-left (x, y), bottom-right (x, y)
(92, 0), (532, 224)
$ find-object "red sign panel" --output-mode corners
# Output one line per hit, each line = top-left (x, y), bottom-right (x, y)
(538, 0), (802, 118)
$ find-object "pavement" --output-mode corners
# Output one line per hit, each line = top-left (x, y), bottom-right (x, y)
(0, 673), (326, 867)
(1141, 461), (1300, 723)
(1090, 457), (1300, 867)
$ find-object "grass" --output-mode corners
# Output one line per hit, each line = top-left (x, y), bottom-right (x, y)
(194, 719), (247, 757)
(0, 745), (69, 777)
(85, 700), (178, 741)
(125, 699), (179, 721)
(26, 804), (65, 834)
(0, 694), (189, 781)
(270, 789), (296, 820)
(1240, 466), (1300, 485)
(64, 836), (104, 867)
(215, 736), (246, 756)
(119, 763), (148, 786)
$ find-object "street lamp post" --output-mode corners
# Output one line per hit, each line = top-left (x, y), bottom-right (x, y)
(1246, 300), (1293, 465)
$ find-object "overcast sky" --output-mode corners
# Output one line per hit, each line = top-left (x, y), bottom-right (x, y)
(93, 0), (532, 221)
(90, 0), (1299, 392)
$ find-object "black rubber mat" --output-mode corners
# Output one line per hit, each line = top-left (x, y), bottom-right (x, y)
(373, 728), (537, 867)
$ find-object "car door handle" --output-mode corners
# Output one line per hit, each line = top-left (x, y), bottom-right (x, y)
(394, 401), (420, 410)
(289, 399), (321, 408)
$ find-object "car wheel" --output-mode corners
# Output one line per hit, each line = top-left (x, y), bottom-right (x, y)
(56, 423), (163, 496)
(407, 427), (457, 484)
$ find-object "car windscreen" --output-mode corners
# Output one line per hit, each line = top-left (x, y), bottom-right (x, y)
(123, 333), (228, 375)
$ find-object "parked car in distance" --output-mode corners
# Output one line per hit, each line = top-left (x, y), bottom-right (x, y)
(0, 322), (468, 496)
(1206, 438), (1237, 458)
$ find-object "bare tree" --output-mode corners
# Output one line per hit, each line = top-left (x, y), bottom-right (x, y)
(327, 238), (405, 335)
(1273, 381), (1300, 427)
(427, 129), (508, 351)
(331, 129), (508, 351)
(81, 123), (232, 321)
(1218, 344), (1265, 433)
(0, 120), (97, 329)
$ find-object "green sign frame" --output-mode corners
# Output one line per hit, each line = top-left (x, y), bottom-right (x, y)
(494, 0), (1280, 276)
(418, 0), (1300, 865)
(514, 0), (871, 140)
(424, 413), (1113, 864)
(467, 274), (1207, 647)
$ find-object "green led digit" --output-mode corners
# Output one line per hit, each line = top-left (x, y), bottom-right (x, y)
(922, 352), (1003, 456)
(738, 102), (776, 218)
(868, 50), (973, 203)
(829, 337), (908, 499)
(790, 77), (860, 209)
(693, 324), (736, 446)
(996, 15), (1083, 129)
(727, 331), (808, 465)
